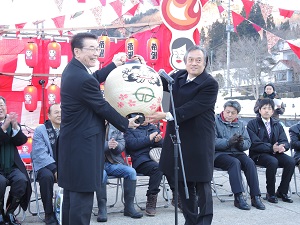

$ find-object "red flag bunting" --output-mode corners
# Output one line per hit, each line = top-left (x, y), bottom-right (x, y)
(51, 16), (65, 37)
(217, 5), (225, 14)
(15, 23), (26, 37)
(77, 0), (86, 2)
(287, 42), (300, 59)
(125, 3), (139, 16)
(241, 0), (254, 19)
(231, 11), (245, 32)
(99, 0), (106, 6)
(266, 31), (280, 53)
(200, 0), (209, 6)
(148, 0), (159, 6)
(110, 0), (123, 17)
(279, 8), (294, 18)
(259, 3), (273, 22)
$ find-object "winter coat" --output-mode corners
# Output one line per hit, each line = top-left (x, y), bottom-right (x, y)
(58, 59), (128, 192)
(247, 117), (290, 160)
(124, 123), (162, 169)
(289, 122), (300, 165)
(214, 114), (251, 159)
(159, 69), (218, 182)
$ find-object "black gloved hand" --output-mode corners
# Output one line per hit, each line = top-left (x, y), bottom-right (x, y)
(228, 133), (239, 146)
(237, 135), (244, 150)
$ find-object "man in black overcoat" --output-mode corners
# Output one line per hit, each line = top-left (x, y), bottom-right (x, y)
(58, 33), (139, 225)
(149, 45), (218, 225)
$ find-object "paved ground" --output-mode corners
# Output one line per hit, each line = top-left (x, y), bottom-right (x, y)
(15, 167), (300, 225)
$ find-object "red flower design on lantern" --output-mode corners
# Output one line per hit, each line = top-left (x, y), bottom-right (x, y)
(128, 99), (136, 107)
(149, 104), (157, 110)
(119, 94), (128, 100)
(118, 102), (124, 108)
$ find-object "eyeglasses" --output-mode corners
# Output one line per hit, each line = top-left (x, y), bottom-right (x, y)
(82, 47), (101, 53)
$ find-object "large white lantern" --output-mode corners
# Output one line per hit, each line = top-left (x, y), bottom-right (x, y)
(104, 63), (163, 118)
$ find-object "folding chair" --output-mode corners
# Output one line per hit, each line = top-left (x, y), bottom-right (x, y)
(290, 149), (300, 197)
(212, 167), (248, 202)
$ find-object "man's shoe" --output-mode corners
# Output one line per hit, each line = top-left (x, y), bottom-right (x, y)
(44, 213), (58, 225)
(265, 193), (278, 203)
(251, 196), (265, 210)
(276, 191), (293, 203)
(234, 193), (250, 210)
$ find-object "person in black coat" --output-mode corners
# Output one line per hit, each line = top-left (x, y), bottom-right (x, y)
(215, 100), (265, 211)
(149, 45), (218, 225)
(289, 121), (300, 172)
(247, 98), (294, 204)
(0, 96), (32, 225)
(58, 33), (140, 225)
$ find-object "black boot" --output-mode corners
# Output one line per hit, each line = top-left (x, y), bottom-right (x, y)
(95, 182), (107, 222)
(234, 193), (250, 210)
(145, 194), (158, 216)
(44, 212), (58, 225)
(123, 179), (143, 219)
(6, 197), (21, 225)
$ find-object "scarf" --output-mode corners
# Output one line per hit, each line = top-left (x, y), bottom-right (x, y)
(0, 123), (15, 175)
(262, 92), (276, 99)
(44, 120), (58, 162)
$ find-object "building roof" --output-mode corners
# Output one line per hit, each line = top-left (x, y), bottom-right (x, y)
(271, 59), (300, 72)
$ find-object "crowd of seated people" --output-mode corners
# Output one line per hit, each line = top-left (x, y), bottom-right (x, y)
(12, 92), (300, 224)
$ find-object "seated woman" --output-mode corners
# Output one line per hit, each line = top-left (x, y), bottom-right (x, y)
(215, 100), (265, 210)
(96, 122), (143, 222)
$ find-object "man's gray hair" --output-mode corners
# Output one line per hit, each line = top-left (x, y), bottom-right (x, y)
(223, 100), (241, 114)
(183, 45), (208, 67)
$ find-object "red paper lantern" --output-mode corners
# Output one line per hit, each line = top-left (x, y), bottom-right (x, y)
(24, 85), (38, 112)
(98, 35), (110, 63)
(125, 37), (138, 59)
(25, 41), (38, 68)
(46, 84), (60, 108)
(47, 41), (61, 69)
(147, 37), (160, 65)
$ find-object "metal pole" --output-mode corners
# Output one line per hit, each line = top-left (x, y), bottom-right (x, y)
(226, 0), (231, 90)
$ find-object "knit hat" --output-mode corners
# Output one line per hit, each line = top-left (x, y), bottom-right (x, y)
(223, 100), (241, 114)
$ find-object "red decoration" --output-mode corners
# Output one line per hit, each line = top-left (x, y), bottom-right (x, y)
(24, 85), (38, 112)
(25, 42), (38, 68)
(51, 15), (65, 36)
(125, 37), (138, 59)
(241, 0), (254, 19)
(231, 11), (245, 32)
(147, 37), (159, 65)
(46, 84), (61, 108)
(279, 8), (294, 19)
(47, 41), (61, 69)
(287, 42), (300, 60)
(98, 35), (110, 64)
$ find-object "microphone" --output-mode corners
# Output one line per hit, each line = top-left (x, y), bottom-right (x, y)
(158, 69), (174, 84)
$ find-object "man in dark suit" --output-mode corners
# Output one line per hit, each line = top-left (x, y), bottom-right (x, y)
(149, 45), (219, 225)
(58, 32), (140, 225)
(0, 96), (32, 225)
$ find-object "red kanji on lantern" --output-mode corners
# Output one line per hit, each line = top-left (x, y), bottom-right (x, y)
(24, 85), (38, 112)
(125, 37), (138, 59)
(46, 84), (60, 108)
(147, 37), (159, 65)
(25, 41), (38, 68)
(48, 41), (61, 69)
(98, 35), (110, 63)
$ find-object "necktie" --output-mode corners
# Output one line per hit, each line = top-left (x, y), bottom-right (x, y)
(0, 122), (2, 126)
(265, 122), (271, 137)
(55, 128), (60, 137)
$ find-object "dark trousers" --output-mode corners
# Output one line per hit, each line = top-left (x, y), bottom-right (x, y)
(37, 167), (55, 214)
(214, 153), (261, 196)
(253, 153), (295, 195)
(178, 181), (213, 225)
(62, 189), (94, 225)
(0, 167), (27, 202)
(135, 160), (163, 196)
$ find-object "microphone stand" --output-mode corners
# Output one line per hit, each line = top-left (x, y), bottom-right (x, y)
(167, 81), (189, 225)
